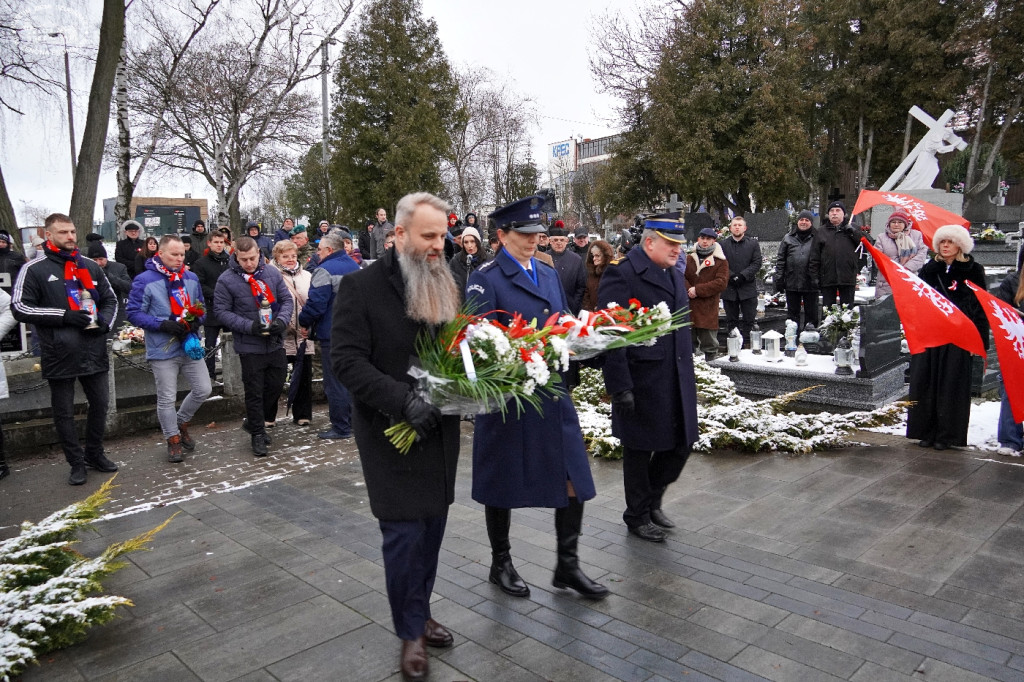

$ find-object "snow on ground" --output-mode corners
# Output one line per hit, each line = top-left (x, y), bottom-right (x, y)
(867, 399), (1003, 451)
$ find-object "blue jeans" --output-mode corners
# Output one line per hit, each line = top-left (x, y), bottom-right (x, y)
(151, 356), (212, 438)
(998, 378), (1023, 450)
(320, 340), (351, 435)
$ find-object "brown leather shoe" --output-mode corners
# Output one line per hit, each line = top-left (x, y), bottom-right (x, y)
(400, 636), (428, 681)
(424, 618), (454, 648)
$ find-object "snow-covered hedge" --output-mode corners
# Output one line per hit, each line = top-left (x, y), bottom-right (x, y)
(572, 360), (905, 459)
(1, 478), (174, 680)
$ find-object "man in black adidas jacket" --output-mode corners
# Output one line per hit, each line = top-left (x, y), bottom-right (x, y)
(12, 213), (119, 486)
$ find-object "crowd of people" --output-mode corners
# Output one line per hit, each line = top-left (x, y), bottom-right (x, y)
(0, 195), (1022, 682)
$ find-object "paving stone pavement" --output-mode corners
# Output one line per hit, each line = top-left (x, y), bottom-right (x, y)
(5, 415), (1024, 682)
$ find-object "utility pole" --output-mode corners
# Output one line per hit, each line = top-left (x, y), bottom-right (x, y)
(50, 32), (77, 181)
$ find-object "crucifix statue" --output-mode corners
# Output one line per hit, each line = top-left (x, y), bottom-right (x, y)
(880, 107), (967, 191)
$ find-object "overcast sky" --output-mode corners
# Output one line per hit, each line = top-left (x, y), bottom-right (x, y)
(1, 0), (633, 225)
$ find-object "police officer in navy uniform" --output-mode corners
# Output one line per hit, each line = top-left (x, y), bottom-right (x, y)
(466, 195), (609, 601)
(597, 216), (700, 543)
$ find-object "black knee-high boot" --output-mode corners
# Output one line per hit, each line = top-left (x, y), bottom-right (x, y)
(553, 498), (609, 599)
(485, 505), (530, 597)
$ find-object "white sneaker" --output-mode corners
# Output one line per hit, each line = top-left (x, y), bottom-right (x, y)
(996, 446), (1019, 457)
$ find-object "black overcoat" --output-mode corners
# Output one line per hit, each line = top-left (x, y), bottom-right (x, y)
(598, 247), (700, 452)
(331, 248), (460, 521)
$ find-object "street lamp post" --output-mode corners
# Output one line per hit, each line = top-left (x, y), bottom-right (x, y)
(49, 32), (76, 181)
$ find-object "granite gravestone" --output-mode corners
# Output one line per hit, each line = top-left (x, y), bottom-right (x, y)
(684, 212), (716, 244)
(743, 210), (791, 242)
(855, 295), (905, 379)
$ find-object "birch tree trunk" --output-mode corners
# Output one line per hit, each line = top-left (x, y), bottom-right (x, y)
(114, 38), (132, 226)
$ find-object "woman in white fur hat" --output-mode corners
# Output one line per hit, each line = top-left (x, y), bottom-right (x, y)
(906, 224), (988, 450)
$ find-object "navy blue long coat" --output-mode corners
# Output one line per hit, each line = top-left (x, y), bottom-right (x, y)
(597, 247), (700, 452)
(466, 249), (597, 508)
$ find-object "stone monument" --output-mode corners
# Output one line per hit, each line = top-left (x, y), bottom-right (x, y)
(870, 106), (967, 235)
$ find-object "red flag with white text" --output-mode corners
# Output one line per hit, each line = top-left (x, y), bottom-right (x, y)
(966, 281), (1024, 422)
(862, 238), (985, 356)
(852, 190), (970, 249)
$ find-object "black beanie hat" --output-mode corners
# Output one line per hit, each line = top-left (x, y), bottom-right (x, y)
(86, 242), (106, 259)
(826, 201), (846, 215)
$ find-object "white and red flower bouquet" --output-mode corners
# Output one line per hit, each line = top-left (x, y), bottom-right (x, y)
(385, 300), (687, 453)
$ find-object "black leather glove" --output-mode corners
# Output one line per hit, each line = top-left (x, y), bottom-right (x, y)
(402, 389), (441, 439)
(159, 320), (190, 338)
(612, 390), (635, 416)
(731, 273), (746, 286)
(63, 310), (92, 328)
(251, 319), (266, 336)
(268, 319), (287, 335)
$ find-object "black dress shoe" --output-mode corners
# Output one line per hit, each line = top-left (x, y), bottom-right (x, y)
(628, 523), (666, 543)
(423, 618), (454, 648)
(650, 509), (675, 529)
(918, 439), (934, 448)
(400, 636), (428, 681)
(933, 442), (949, 451)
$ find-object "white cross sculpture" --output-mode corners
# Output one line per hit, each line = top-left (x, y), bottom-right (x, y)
(880, 107), (967, 192)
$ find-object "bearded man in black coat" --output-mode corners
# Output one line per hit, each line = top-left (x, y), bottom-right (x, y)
(333, 191), (461, 682)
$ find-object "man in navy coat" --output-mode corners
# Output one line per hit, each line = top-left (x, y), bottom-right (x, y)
(598, 216), (700, 543)
(467, 195), (609, 601)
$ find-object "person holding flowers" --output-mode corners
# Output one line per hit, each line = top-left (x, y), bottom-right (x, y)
(127, 235), (211, 463)
(466, 194), (609, 602)
(599, 218), (700, 543)
(332, 192), (462, 682)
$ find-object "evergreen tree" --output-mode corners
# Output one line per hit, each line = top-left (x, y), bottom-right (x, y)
(330, 0), (457, 224)
(646, 0), (813, 215)
(285, 144), (340, 223)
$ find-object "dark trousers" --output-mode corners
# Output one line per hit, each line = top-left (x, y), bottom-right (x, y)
(379, 514), (448, 641)
(693, 328), (719, 356)
(821, 285), (855, 308)
(49, 372), (108, 465)
(723, 297), (757, 343)
(238, 350), (287, 435)
(204, 325), (221, 379)
(286, 352), (313, 422)
(319, 340), (352, 435)
(622, 443), (690, 528)
(785, 290), (820, 329)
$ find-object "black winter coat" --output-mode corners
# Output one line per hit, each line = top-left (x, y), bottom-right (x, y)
(719, 236), (762, 301)
(598, 247), (699, 451)
(0, 247), (26, 285)
(12, 249), (118, 379)
(449, 250), (488, 301)
(549, 248), (587, 313)
(115, 237), (145, 278)
(331, 248), (460, 521)
(995, 270), (1022, 312)
(192, 250), (231, 326)
(919, 256), (989, 350)
(811, 222), (861, 288)
(775, 228), (818, 292)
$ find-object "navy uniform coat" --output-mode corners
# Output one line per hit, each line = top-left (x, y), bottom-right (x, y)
(466, 249), (596, 508)
(597, 247), (700, 452)
(332, 248), (461, 521)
